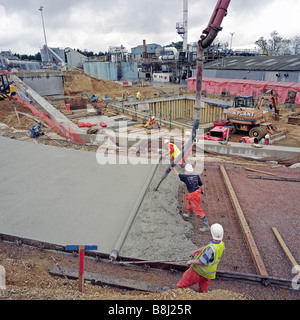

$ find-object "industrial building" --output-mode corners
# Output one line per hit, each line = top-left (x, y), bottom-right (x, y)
(0, 51), (41, 72)
(40, 46), (87, 69)
(202, 55), (300, 83)
(130, 42), (162, 61)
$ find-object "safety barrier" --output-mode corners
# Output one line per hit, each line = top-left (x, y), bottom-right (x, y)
(15, 93), (86, 145)
(187, 77), (300, 105)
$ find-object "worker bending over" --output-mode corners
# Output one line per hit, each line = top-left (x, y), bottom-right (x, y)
(171, 164), (209, 232)
(145, 116), (157, 128)
(149, 116), (156, 125)
(164, 139), (185, 168)
(177, 223), (225, 293)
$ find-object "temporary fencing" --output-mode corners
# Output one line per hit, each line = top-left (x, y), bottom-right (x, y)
(15, 93), (87, 145)
(187, 77), (300, 105)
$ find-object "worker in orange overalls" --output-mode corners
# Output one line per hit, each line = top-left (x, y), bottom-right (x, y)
(171, 164), (209, 232)
(164, 139), (183, 165)
(149, 116), (156, 125)
(239, 136), (259, 144)
(177, 224), (225, 293)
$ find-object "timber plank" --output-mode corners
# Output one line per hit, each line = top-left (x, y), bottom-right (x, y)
(272, 227), (300, 275)
(220, 165), (269, 277)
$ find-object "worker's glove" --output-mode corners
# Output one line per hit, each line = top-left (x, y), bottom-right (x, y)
(187, 260), (194, 266)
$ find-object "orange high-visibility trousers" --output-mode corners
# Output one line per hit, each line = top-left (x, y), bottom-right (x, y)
(185, 189), (205, 219)
(177, 267), (211, 293)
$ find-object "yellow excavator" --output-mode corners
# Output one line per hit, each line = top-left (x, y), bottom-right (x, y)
(227, 89), (285, 142)
(0, 72), (16, 100)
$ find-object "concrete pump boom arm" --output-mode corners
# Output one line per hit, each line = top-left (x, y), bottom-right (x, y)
(200, 0), (231, 49)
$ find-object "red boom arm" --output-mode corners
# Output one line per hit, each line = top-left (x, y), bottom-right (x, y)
(201, 0), (231, 49)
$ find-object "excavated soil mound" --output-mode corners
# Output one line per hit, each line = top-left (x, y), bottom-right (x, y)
(63, 70), (122, 96)
(0, 99), (43, 130)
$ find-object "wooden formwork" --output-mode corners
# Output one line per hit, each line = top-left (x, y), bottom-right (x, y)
(116, 97), (227, 124)
(220, 165), (269, 277)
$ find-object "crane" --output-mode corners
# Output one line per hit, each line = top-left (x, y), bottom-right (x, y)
(155, 0), (231, 191)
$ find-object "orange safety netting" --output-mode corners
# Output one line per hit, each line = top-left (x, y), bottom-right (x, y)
(15, 94), (87, 145)
(187, 77), (300, 105)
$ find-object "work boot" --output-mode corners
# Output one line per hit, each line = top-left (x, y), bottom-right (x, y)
(199, 216), (210, 232)
(182, 212), (194, 218)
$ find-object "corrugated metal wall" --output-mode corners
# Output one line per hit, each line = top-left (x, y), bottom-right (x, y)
(83, 61), (138, 81)
(203, 69), (300, 83)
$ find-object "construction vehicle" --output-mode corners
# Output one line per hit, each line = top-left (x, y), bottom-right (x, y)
(199, 125), (231, 142)
(0, 72), (16, 100)
(226, 89), (285, 142)
(81, 93), (98, 103)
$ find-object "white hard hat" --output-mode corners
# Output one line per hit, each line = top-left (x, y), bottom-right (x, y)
(164, 139), (169, 145)
(185, 163), (194, 173)
(185, 131), (191, 136)
(152, 116), (155, 119)
(211, 223), (224, 241)
(265, 134), (270, 139)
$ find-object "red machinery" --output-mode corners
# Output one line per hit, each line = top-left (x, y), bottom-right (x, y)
(199, 126), (230, 142)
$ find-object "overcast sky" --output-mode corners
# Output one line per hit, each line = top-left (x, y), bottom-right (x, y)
(1, 0), (299, 55)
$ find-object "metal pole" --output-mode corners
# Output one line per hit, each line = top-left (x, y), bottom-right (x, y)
(183, 0), (188, 53)
(230, 32), (235, 51)
(39, 6), (50, 67)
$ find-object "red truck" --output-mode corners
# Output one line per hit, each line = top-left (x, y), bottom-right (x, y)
(199, 121), (231, 142)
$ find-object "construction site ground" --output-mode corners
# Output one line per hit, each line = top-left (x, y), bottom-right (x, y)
(0, 71), (300, 301)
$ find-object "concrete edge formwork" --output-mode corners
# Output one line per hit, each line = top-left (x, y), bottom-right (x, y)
(203, 140), (300, 159)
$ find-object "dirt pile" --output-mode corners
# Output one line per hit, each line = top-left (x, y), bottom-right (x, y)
(0, 99), (41, 131)
(62, 70), (180, 100)
(63, 70), (122, 97)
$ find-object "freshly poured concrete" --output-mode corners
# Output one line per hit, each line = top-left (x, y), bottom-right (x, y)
(121, 163), (197, 260)
(0, 136), (157, 255)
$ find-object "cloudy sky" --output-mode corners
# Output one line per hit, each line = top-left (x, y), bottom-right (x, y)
(0, 0), (299, 55)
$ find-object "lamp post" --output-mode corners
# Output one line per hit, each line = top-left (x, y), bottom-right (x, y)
(230, 32), (235, 51)
(39, 6), (50, 67)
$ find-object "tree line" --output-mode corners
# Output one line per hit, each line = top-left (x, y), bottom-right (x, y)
(255, 31), (300, 55)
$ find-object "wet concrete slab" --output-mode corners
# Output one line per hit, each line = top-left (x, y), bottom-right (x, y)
(0, 136), (156, 255)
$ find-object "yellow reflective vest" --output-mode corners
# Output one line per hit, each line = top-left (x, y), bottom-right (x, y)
(168, 143), (181, 160)
(192, 241), (225, 279)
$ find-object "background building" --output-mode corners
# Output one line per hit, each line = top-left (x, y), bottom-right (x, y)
(202, 55), (300, 83)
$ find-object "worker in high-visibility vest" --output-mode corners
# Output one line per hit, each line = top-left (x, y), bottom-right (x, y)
(177, 224), (225, 293)
(260, 134), (270, 145)
(136, 91), (141, 100)
(164, 139), (182, 164)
